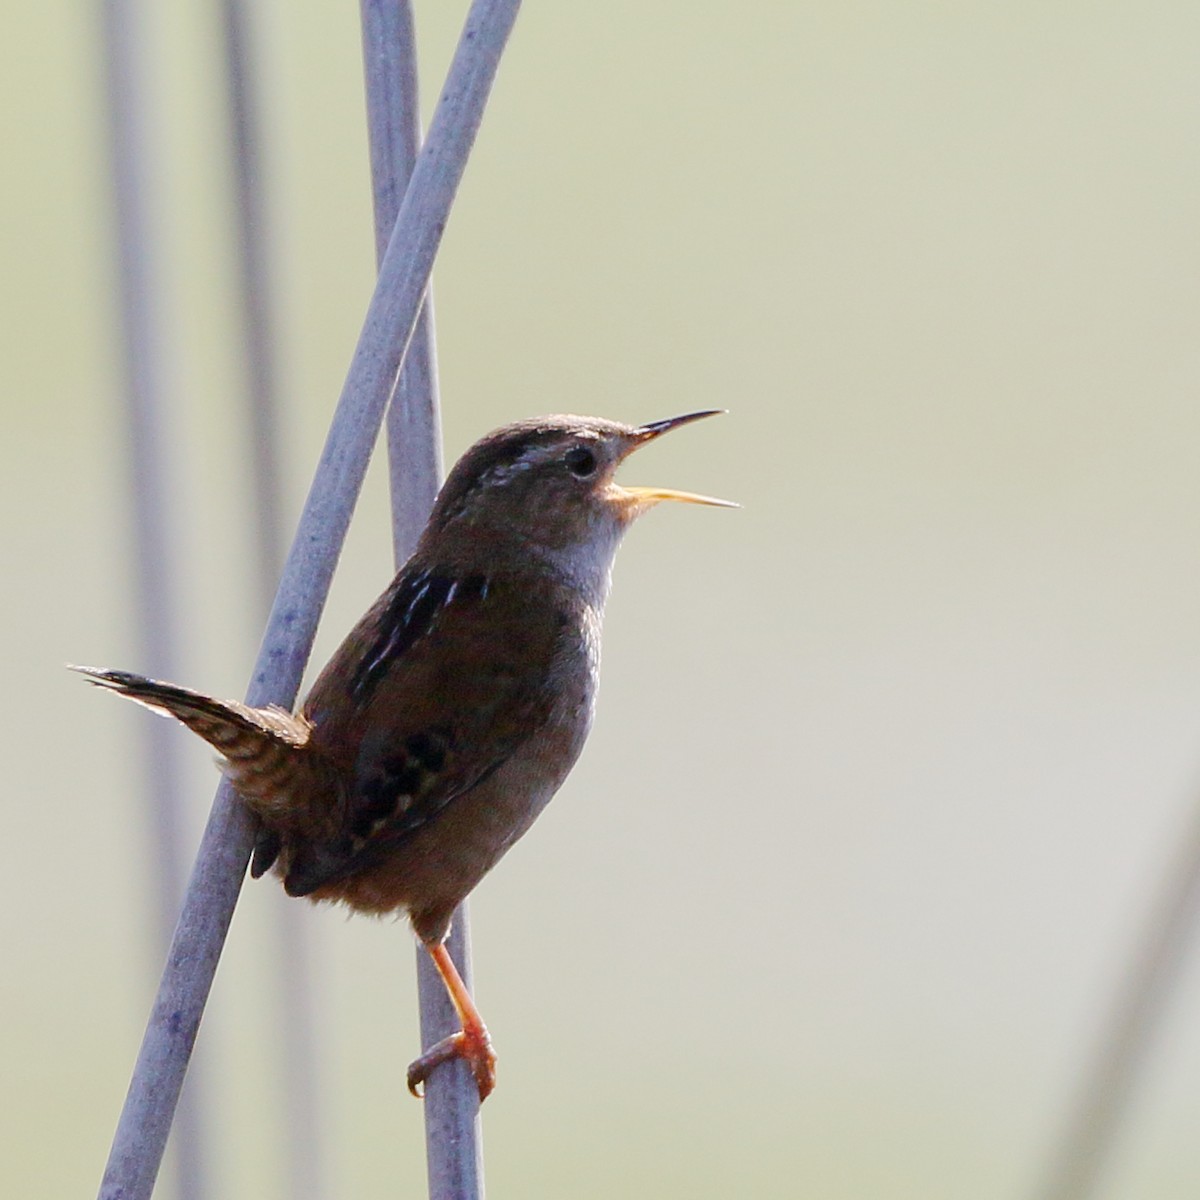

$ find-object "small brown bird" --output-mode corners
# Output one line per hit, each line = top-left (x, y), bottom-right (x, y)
(76, 411), (733, 1100)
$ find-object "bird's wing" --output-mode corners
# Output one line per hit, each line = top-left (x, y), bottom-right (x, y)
(284, 565), (565, 894)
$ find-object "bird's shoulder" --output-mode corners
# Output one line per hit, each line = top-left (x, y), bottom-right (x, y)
(303, 560), (579, 729)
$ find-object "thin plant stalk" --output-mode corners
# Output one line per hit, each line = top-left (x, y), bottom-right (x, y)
(1035, 799), (1200, 1200)
(96, 4), (525, 1197)
(219, 0), (286, 576)
(97, 0), (210, 1196)
(358, 3), (484, 1197)
(360, 0), (444, 566)
(216, 2), (326, 1198)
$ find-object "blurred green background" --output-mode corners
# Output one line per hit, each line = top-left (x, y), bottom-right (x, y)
(5, 2), (1200, 1197)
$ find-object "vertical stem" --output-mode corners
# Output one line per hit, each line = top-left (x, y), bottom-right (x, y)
(219, 0), (286, 592)
(359, 0), (443, 562)
(1035, 801), (1200, 1200)
(358, 3), (484, 1197)
(95, 3), (524, 1197)
(97, 1), (210, 1196)
(217, 4), (326, 1199)
(416, 910), (485, 1200)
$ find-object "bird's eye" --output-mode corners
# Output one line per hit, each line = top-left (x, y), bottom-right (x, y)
(564, 447), (597, 477)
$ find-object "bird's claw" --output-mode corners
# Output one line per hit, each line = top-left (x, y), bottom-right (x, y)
(407, 1025), (496, 1102)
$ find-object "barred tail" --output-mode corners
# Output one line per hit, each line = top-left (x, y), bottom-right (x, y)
(71, 665), (314, 818)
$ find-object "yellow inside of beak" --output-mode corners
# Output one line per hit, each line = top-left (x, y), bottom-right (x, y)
(610, 484), (739, 511)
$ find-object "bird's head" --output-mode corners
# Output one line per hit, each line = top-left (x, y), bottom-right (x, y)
(422, 411), (734, 583)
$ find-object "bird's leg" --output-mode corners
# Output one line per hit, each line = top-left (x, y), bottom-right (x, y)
(407, 940), (496, 1102)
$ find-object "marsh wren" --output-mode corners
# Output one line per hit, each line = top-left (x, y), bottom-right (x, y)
(77, 411), (733, 1100)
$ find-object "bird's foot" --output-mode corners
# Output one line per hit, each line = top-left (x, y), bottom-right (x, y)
(407, 1023), (496, 1102)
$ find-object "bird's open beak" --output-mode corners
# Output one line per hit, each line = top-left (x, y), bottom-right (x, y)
(609, 410), (738, 514)
(615, 485), (739, 509)
(635, 410), (727, 441)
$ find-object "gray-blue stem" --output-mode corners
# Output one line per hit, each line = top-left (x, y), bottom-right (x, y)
(96, 3), (523, 1197)
(217, 1), (326, 1197)
(358, 2), (485, 1197)
(97, 0), (210, 1195)
(1034, 799), (1200, 1200)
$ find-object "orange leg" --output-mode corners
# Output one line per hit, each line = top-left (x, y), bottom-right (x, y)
(407, 941), (497, 1102)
